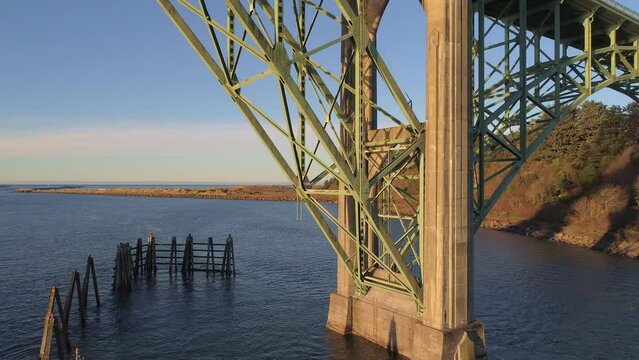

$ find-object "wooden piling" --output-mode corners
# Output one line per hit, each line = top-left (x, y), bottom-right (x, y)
(113, 243), (134, 292)
(206, 237), (213, 272)
(169, 236), (177, 273)
(39, 289), (56, 360)
(134, 238), (142, 278)
(62, 271), (84, 328)
(53, 288), (70, 353)
(228, 235), (235, 275)
(39, 286), (72, 360)
(221, 235), (235, 275)
(53, 316), (65, 360)
(40, 255), (101, 359)
(182, 234), (194, 274)
(145, 233), (156, 277)
(114, 234), (237, 277)
(81, 256), (100, 308)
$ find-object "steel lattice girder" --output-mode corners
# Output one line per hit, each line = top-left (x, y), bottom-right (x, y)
(472, 0), (639, 228)
(157, 0), (639, 310)
(157, 0), (425, 304)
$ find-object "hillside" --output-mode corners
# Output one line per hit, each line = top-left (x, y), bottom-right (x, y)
(485, 101), (639, 258)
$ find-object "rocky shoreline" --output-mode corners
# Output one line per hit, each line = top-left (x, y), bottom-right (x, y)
(482, 219), (639, 259)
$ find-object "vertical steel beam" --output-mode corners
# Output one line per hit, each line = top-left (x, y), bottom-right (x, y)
(354, 0), (366, 282)
(275, 0), (283, 42)
(478, 0), (486, 214)
(505, 19), (512, 123)
(297, 0), (306, 175)
(554, 0), (561, 118)
(583, 15), (593, 96)
(228, 9), (236, 72)
(534, 32), (540, 97)
(519, 0), (527, 159)
(610, 26), (618, 80)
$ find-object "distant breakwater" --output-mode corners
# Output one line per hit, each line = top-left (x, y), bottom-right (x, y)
(15, 186), (337, 204)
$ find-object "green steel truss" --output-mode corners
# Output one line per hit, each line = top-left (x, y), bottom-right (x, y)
(158, 0), (639, 309)
(473, 0), (639, 229)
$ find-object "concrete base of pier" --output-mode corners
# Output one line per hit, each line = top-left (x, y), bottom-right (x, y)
(326, 292), (485, 360)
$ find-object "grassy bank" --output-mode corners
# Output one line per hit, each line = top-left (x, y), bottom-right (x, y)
(486, 101), (639, 258)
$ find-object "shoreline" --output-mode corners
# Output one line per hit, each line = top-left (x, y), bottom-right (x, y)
(483, 219), (639, 259)
(15, 185), (336, 203)
(15, 186), (638, 260)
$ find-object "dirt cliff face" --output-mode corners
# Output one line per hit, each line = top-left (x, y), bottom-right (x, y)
(486, 101), (639, 258)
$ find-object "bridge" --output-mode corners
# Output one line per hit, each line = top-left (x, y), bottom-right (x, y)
(156, 0), (639, 358)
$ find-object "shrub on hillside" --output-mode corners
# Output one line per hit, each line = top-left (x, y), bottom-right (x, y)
(569, 185), (628, 238)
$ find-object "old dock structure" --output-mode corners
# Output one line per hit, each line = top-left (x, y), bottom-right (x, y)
(39, 256), (100, 360)
(113, 233), (235, 291)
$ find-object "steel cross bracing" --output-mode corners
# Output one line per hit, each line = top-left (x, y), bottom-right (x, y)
(158, 0), (639, 310)
(157, 0), (424, 303)
(473, 0), (639, 229)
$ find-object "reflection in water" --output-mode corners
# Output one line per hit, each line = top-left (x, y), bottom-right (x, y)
(0, 187), (638, 359)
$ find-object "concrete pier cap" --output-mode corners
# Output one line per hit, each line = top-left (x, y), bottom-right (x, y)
(329, 0), (485, 359)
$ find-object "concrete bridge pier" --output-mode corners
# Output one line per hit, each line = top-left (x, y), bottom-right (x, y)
(327, 0), (485, 358)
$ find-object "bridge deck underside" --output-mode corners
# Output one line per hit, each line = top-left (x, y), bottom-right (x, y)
(485, 0), (639, 48)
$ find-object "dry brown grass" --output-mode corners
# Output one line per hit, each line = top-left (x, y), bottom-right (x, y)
(566, 185), (628, 240)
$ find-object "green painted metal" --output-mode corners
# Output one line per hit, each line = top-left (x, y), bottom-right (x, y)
(158, 0), (639, 310)
(472, 0), (639, 230)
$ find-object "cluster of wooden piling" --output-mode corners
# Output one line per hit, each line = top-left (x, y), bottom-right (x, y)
(112, 233), (235, 291)
(39, 256), (100, 360)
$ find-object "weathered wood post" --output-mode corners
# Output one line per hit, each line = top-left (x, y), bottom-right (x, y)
(113, 243), (134, 292)
(51, 287), (69, 353)
(145, 233), (156, 277)
(135, 238), (143, 278)
(81, 256), (100, 309)
(206, 237), (214, 272)
(221, 234), (234, 276)
(169, 236), (177, 273)
(39, 287), (68, 360)
(41, 256), (103, 359)
(63, 270), (85, 328)
(182, 234), (194, 274)
(221, 238), (229, 274)
(228, 234), (235, 275)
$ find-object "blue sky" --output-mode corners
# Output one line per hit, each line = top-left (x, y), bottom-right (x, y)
(0, 1), (637, 184)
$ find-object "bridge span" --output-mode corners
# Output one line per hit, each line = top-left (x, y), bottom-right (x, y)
(156, 0), (639, 358)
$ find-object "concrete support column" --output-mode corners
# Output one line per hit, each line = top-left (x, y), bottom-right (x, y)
(330, 2), (484, 358)
(330, 0), (388, 334)
(422, 0), (470, 330)
(335, 0), (388, 299)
